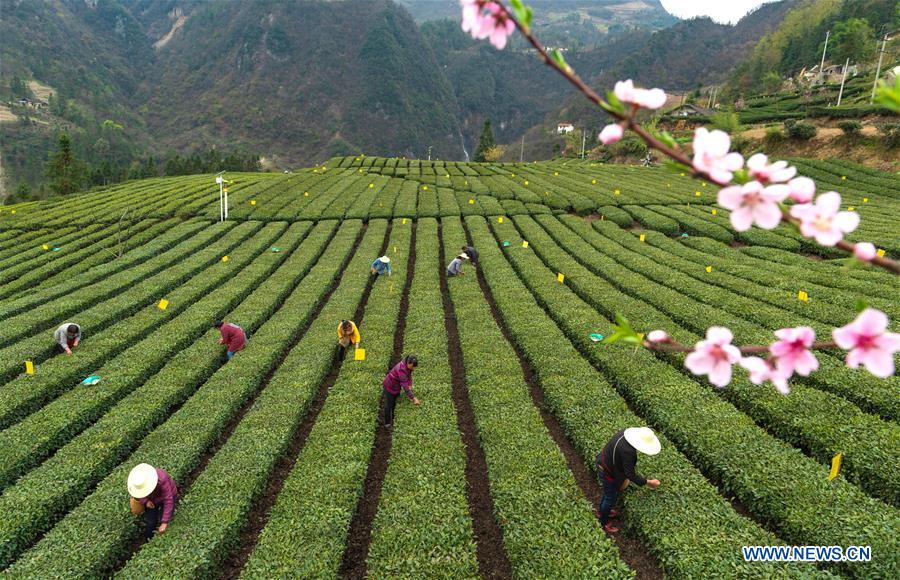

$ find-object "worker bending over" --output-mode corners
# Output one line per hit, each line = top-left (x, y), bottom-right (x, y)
(215, 320), (246, 360)
(54, 322), (81, 356)
(338, 319), (361, 357)
(128, 463), (178, 539)
(595, 427), (661, 533)
(382, 354), (420, 428)
(447, 253), (469, 277)
(371, 256), (392, 276)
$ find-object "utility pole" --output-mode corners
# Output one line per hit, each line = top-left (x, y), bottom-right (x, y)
(427, 146), (432, 161)
(871, 31), (888, 103)
(819, 30), (830, 79)
(519, 134), (525, 162)
(836, 58), (850, 106)
(581, 129), (587, 159)
(215, 171), (227, 221)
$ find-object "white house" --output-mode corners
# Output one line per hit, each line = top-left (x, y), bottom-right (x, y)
(557, 123), (575, 134)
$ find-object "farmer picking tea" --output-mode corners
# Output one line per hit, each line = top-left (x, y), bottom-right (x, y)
(371, 255), (392, 276)
(128, 463), (178, 540)
(215, 320), (246, 360)
(461, 244), (478, 265)
(447, 253), (469, 277)
(382, 354), (420, 428)
(53, 322), (81, 355)
(595, 427), (662, 533)
(338, 319), (361, 356)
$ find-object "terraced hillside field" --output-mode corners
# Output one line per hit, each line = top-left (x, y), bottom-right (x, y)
(0, 157), (897, 579)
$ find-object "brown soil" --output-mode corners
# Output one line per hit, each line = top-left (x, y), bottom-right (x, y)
(584, 213), (601, 223)
(464, 220), (664, 580)
(339, 222), (417, 579)
(217, 224), (386, 579)
(438, 220), (514, 580)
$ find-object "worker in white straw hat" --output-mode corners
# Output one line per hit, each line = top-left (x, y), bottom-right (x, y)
(595, 427), (661, 533)
(371, 255), (392, 276)
(447, 252), (469, 277)
(128, 463), (178, 539)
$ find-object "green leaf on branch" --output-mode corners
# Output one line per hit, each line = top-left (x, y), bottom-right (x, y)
(654, 131), (678, 149)
(550, 49), (573, 74)
(873, 77), (900, 113)
(855, 298), (869, 313)
(732, 168), (750, 185)
(509, 0), (534, 29)
(602, 90), (626, 115)
(602, 313), (643, 345)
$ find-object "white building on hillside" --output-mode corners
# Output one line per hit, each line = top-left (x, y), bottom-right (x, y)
(557, 123), (575, 134)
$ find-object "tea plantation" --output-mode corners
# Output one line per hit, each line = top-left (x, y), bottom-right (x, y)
(0, 157), (897, 578)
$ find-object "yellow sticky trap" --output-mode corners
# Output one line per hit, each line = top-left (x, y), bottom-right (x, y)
(25, 361), (34, 375)
(522, 241), (529, 248)
(876, 249), (885, 258)
(667, 183), (671, 188)
(554, 172), (559, 176)
(702, 182), (707, 187)
(557, 273), (565, 283)
(498, 217), (504, 224)
(847, 206), (855, 211)
(511, 173), (516, 177)
(680, 172), (685, 177)
(158, 299), (169, 311)
(600, 215), (605, 221)
(841, 175), (847, 181)
(393, 246), (397, 253)
(369, 183), (374, 188)
(422, 186), (428, 191)
(828, 452), (843, 481)
(524, 180), (529, 185)
(446, 174), (450, 178)
(42, 244), (49, 250)
(614, 189), (620, 195)
(223, 188), (229, 194)
(711, 208), (717, 215)
(592, 179), (597, 185)
(465, 181), (469, 185)
(402, 218), (407, 225)
(468, 199), (475, 205)
(639, 233), (646, 242)
(304, 191), (309, 197)
(706, 265), (713, 273)
(695, 191), (701, 197)
(250, 199), (257, 206)
(355, 348), (366, 361)
(797, 290), (809, 302)
(10, 210), (14, 214)
(863, 197), (868, 203)
(221, 256), (229, 263)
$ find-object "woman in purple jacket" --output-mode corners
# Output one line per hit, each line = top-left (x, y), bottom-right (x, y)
(128, 463), (178, 539)
(382, 354), (421, 428)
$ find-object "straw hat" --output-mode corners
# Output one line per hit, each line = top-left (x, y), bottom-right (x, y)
(380, 256), (390, 263)
(460, 253), (469, 260)
(127, 463), (159, 498)
(624, 427), (661, 456)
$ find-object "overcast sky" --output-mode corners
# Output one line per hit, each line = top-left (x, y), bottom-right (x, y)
(659, 0), (779, 25)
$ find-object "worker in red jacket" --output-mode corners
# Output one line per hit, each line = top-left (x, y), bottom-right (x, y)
(382, 354), (420, 428)
(215, 320), (246, 360)
(128, 463), (178, 540)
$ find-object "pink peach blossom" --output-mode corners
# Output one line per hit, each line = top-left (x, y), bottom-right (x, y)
(790, 192), (859, 246)
(692, 128), (744, 183)
(717, 181), (789, 231)
(599, 124), (624, 144)
(685, 327), (742, 387)
(787, 176), (815, 203)
(832, 308), (900, 378)
(853, 242), (877, 261)
(746, 154), (797, 184)
(481, 2), (515, 49)
(647, 330), (670, 343)
(769, 326), (818, 377)
(613, 80), (667, 110)
(740, 357), (790, 394)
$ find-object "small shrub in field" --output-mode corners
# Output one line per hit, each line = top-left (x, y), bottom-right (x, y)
(877, 123), (900, 148)
(837, 120), (862, 136)
(710, 112), (741, 134)
(763, 126), (784, 144)
(787, 121), (816, 141)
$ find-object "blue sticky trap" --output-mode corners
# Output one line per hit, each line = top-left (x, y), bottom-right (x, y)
(51, 247), (61, 251)
(589, 333), (605, 342)
(82, 375), (101, 385)
(271, 247), (281, 253)
(502, 241), (510, 247)
(680, 233), (689, 238)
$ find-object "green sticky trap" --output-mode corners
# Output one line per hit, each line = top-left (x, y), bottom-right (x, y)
(82, 375), (101, 385)
(589, 333), (605, 342)
(502, 241), (510, 247)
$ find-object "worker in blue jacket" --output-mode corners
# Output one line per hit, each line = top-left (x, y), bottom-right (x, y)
(371, 255), (392, 276)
